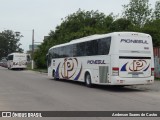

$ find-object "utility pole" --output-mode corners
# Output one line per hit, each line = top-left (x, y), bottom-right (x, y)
(31, 29), (34, 69)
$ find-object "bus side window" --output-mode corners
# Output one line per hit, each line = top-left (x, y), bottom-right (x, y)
(85, 40), (98, 56)
(91, 40), (98, 55)
(59, 47), (63, 58)
(76, 43), (85, 56)
(65, 45), (73, 57)
(54, 48), (59, 58)
(52, 49), (56, 58)
(98, 37), (111, 55)
(73, 44), (77, 57)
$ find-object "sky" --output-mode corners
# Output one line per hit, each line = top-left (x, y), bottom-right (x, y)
(0, 0), (157, 52)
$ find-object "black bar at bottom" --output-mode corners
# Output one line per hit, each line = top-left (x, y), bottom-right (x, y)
(0, 111), (160, 117)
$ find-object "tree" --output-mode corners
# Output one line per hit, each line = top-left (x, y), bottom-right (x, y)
(154, 0), (160, 19)
(123, 0), (152, 27)
(142, 19), (160, 47)
(0, 30), (23, 59)
(34, 6), (160, 68)
(33, 9), (115, 68)
(110, 18), (133, 31)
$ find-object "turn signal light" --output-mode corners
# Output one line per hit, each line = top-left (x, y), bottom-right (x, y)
(112, 67), (119, 76)
(151, 68), (154, 76)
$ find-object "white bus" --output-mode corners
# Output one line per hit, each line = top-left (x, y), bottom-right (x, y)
(47, 32), (154, 87)
(7, 53), (30, 70)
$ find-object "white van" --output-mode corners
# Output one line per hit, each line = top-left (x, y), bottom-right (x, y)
(7, 53), (30, 70)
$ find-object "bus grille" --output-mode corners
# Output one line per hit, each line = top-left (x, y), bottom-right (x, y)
(99, 66), (108, 83)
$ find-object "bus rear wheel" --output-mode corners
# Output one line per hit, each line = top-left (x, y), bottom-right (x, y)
(85, 73), (92, 87)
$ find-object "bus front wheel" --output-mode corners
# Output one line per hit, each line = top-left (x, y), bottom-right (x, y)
(52, 70), (56, 80)
(52, 70), (58, 80)
(85, 73), (92, 87)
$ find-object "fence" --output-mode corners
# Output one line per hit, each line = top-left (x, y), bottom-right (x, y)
(154, 47), (160, 78)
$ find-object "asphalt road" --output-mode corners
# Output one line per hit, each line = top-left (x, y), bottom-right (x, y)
(0, 66), (160, 120)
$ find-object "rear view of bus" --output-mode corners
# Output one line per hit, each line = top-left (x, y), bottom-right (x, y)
(7, 53), (29, 70)
(111, 32), (154, 85)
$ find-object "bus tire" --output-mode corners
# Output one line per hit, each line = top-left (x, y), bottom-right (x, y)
(85, 73), (92, 87)
(52, 70), (58, 80)
(8, 66), (11, 70)
(52, 70), (55, 80)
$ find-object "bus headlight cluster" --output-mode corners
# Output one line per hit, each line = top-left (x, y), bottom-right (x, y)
(112, 67), (119, 76)
(151, 68), (154, 76)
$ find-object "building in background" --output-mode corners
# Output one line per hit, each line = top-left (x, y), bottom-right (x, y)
(27, 44), (40, 54)
(29, 44), (39, 51)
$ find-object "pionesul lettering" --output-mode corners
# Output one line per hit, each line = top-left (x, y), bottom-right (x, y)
(121, 39), (148, 44)
(87, 60), (106, 64)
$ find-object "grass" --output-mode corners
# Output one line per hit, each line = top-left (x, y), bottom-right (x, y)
(27, 62), (47, 73)
(32, 68), (47, 73)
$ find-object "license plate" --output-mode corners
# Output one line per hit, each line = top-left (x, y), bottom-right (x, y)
(132, 74), (139, 77)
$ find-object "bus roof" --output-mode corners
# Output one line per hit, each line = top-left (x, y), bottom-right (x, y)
(7, 53), (26, 56)
(49, 32), (151, 51)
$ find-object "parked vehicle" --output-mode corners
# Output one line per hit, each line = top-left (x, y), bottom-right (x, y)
(47, 32), (154, 87)
(7, 53), (30, 70)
